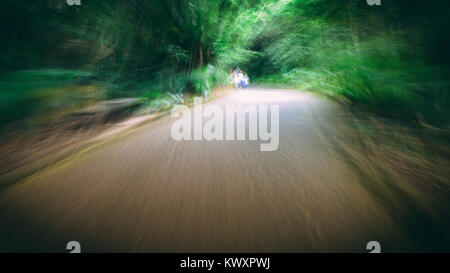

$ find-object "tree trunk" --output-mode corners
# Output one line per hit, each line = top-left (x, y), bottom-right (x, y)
(346, 0), (360, 55)
(198, 42), (203, 68)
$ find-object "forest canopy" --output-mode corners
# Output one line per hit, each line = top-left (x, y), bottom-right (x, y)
(1, 0), (449, 128)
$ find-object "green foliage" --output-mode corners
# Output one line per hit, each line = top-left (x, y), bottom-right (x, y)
(1, 0), (449, 128)
(225, 0), (450, 125)
(0, 69), (101, 127)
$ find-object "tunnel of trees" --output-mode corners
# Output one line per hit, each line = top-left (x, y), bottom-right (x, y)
(1, 0), (449, 130)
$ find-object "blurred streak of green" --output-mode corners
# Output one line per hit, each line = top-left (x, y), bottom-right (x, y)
(0, 0), (449, 129)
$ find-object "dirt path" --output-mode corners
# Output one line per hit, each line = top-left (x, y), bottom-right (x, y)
(0, 88), (448, 252)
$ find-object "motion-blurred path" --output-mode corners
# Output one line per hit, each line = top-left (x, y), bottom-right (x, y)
(0, 88), (447, 252)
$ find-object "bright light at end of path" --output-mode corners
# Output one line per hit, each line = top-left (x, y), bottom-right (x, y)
(230, 90), (309, 104)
